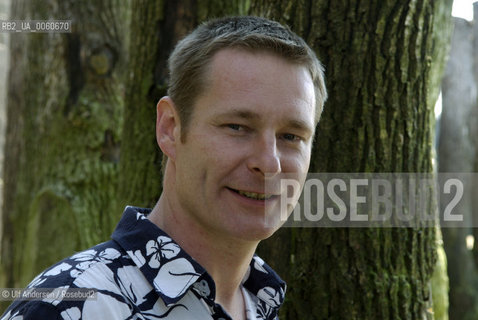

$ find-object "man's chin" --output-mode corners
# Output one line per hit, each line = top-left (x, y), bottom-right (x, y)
(231, 224), (281, 242)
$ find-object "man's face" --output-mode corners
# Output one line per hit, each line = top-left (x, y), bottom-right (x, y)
(172, 48), (316, 241)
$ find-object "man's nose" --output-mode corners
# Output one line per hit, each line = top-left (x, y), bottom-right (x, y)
(247, 134), (281, 176)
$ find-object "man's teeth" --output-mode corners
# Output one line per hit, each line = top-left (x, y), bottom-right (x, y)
(237, 190), (272, 200)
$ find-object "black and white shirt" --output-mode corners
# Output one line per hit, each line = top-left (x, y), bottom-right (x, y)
(1, 206), (286, 319)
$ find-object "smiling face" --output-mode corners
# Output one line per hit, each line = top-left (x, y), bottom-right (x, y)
(165, 48), (316, 241)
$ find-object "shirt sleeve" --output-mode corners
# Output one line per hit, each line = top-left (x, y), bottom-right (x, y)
(1, 301), (63, 320)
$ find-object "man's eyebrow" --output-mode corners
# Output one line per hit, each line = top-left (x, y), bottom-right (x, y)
(215, 109), (259, 120)
(283, 119), (315, 137)
(214, 109), (314, 134)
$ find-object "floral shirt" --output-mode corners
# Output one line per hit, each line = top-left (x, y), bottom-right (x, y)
(1, 206), (286, 320)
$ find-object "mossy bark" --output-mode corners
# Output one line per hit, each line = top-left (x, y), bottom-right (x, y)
(251, 1), (453, 319)
(0, 0), (130, 292)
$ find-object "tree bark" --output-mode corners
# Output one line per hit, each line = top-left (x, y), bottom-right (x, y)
(251, 1), (453, 319)
(0, 0), (11, 256)
(0, 0), (130, 290)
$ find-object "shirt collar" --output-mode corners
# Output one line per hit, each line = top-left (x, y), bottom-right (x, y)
(243, 256), (286, 309)
(111, 206), (286, 310)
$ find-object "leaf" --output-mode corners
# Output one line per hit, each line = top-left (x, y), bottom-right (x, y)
(153, 258), (200, 298)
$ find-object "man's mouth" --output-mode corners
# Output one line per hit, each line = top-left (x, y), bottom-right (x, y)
(228, 188), (275, 200)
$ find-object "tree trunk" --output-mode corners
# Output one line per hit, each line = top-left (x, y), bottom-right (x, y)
(251, 1), (453, 319)
(439, 13), (478, 320)
(0, 0), (130, 291)
(0, 0), (11, 254)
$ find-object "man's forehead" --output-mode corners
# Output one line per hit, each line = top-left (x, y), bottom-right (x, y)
(209, 47), (297, 75)
(206, 48), (314, 95)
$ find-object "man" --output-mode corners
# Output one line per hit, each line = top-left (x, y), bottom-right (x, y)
(1, 16), (326, 319)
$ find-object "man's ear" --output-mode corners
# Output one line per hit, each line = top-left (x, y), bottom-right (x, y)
(156, 96), (180, 161)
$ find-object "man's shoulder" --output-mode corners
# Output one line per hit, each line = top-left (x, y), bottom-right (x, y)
(1, 300), (63, 320)
(27, 240), (128, 289)
(1, 240), (136, 319)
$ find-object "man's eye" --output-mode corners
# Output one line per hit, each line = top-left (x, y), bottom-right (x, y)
(226, 124), (243, 131)
(282, 133), (301, 141)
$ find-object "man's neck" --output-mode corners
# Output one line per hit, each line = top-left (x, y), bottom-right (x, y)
(148, 194), (258, 318)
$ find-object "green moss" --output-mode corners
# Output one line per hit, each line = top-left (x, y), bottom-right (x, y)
(2, 0), (130, 288)
(431, 237), (449, 320)
(20, 190), (79, 285)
